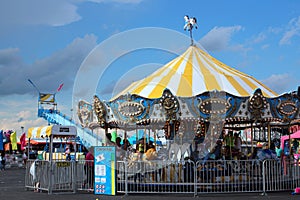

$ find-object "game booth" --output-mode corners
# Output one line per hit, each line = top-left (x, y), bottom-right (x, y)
(27, 125), (81, 161)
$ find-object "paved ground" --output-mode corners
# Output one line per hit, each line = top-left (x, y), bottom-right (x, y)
(0, 167), (299, 200)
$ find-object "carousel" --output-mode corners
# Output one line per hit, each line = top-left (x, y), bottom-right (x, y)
(76, 17), (300, 162)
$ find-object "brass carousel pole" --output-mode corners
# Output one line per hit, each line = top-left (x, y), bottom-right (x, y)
(251, 122), (254, 156)
(268, 123), (271, 148)
(136, 125), (138, 149)
(144, 127), (147, 153)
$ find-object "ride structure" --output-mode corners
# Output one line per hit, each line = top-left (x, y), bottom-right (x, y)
(27, 79), (102, 148)
(75, 33), (300, 161)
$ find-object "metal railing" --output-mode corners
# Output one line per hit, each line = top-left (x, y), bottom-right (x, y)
(24, 157), (300, 195)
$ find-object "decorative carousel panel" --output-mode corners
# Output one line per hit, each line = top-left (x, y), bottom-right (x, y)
(159, 89), (180, 121)
(187, 90), (245, 120)
(226, 95), (249, 119)
(107, 93), (157, 126)
(269, 93), (300, 121)
(77, 100), (93, 127)
(93, 95), (107, 127)
(248, 88), (268, 120)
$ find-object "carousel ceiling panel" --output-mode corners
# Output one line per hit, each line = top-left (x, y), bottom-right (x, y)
(111, 46), (278, 101)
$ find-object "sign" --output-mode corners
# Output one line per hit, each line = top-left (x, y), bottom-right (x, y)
(94, 146), (116, 195)
(59, 127), (70, 132)
(56, 162), (71, 167)
(39, 93), (55, 103)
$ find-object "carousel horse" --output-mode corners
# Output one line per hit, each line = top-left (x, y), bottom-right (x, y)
(127, 148), (158, 168)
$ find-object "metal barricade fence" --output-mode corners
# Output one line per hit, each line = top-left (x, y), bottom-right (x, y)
(25, 159), (76, 194)
(24, 157), (300, 195)
(25, 160), (51, 192)
(76, 160), (94, 192)
(263, 158), (300, 192)
(195, 159), (263, 194)
(116, 159), (196, 195)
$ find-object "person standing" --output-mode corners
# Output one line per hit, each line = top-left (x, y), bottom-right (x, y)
(65, 145), (71, 161)
(275, 144), (283, 158)
(0, 152), (6, 171)
(22, 150), (28, 168)
(85, 150), (94, 190)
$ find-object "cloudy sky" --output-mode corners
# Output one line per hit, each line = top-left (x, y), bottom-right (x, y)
(1, 0), (300, 135)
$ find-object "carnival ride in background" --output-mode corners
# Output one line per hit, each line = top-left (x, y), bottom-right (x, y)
(34, 92), (102, 149)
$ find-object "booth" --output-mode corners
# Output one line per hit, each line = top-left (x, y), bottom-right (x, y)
(27, 125), (79, 161)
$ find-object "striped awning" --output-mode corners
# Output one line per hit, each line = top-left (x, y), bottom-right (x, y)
(28, 126), (52, 138)
(27, 125), (77, 138)
(111, 45), (278, 100)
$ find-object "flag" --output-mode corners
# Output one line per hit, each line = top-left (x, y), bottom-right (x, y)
(20, 132), (26, 151)
(56, 83), (64, 92)
(10, 131), (17, 150)
(0, 130), (3, 151)
(28, 79), (40, 93)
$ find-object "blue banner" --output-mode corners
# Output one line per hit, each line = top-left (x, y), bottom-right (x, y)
(0, 130), (3, 151)
(94, 146), (116, 195)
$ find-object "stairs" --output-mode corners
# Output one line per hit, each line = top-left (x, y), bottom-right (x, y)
(38, 108), (102, 148)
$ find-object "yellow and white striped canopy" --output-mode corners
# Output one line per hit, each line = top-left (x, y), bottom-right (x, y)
(28, 126), (52, 138)
(111, 46), (278, 100)
(27, 125), (77, 138)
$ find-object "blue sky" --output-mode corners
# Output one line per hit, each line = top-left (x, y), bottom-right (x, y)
(0, 0), (300, 136)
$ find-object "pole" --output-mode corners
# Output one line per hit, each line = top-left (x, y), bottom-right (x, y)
(268, 123), (271, 148)
(189, 30), (193, 45)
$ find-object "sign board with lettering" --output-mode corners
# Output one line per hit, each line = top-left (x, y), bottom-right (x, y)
(94, 146), (116, 195)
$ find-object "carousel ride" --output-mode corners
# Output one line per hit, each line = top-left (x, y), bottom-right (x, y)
(76, 16), (300, 164)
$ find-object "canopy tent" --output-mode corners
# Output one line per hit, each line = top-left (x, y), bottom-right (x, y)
(27, 125), (77, 138)
(111, 45), (278, 101)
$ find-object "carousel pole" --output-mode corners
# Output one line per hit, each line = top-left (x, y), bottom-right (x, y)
(268, 123), (271, 149)
(136, 125), (138, 148)
(189, 29), (193, 46)
(144, 127), (147, 152)
(288, 122), (292, 159)
(251, 122), (254, 156)
(104, 124), (108, 146)
(148, 127), (150, 145)
(154, 129), (157, 151)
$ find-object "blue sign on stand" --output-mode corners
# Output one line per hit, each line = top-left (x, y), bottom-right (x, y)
(94, 146), (116, 195)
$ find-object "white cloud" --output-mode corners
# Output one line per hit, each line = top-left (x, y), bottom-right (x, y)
(199, 25), (243, 52)
(0, 0), (143, 28)
(0, 0), (81, 27)
(252, 32), (267, 44)
(261, 44), (269, 50)
(87, 0), (142, 3)
(262, 73), (292, 94)
(0, 95), (47, 133)
(279, 16), (300, 45)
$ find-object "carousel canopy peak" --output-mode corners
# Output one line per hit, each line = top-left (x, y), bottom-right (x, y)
(110, 40), (278, 101)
